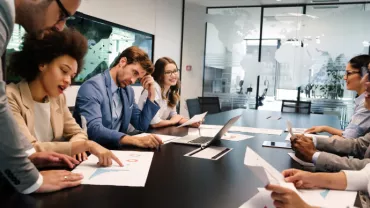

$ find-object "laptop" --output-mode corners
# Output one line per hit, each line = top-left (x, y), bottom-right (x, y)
(172, 115), (241, 148)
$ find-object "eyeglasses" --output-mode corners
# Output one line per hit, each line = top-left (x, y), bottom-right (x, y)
(55, 0), (71, 22)
(164, 69), (179, 76)
(344, 71), (360, 78)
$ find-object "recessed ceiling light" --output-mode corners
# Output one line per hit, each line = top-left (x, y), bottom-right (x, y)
(277, 0), (282, 1)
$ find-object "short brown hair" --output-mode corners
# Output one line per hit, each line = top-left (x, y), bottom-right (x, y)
(152, 57), (180, 108)
(111, 46), (154, 74)
(9, 28), (88, 81)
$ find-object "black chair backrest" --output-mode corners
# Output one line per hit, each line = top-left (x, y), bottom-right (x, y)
(186, 98), (201, 118)
(281, 100), (311, 114)
(198, 97), (221, 114)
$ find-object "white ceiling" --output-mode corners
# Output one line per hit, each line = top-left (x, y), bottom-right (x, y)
(186, 0), (370, 7)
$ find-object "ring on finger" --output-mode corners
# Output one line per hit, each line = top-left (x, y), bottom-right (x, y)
(64, 175), (69, 181)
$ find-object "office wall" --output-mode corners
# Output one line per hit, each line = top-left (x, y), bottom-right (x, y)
(179, 2), (207, 117)
(65, 0), (183, 106)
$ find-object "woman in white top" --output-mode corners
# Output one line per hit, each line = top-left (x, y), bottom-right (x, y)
(6, 29), (122, 167)
(139, 57), (200, 128)
(265, 165), (370, 208)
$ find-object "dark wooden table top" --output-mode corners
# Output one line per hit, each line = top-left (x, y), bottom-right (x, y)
(0, 109), (343, 208)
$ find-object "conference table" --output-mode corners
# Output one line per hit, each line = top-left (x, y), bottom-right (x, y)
(1, 109), (358, 208)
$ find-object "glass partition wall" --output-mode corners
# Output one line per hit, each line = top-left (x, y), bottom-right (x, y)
(203, 2), (370, 127)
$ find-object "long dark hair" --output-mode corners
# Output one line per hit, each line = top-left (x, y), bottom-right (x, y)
(151, 57), (180, 108)
(349, 54), (370, 72)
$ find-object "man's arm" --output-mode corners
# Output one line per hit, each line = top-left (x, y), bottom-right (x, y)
(315, 151), (370, 172)
(0, 81), (41, 193)
(316, 134), (370, 158)
(75, 83), (124, 148)
(342, 163), (370, 192)
(130, 92), (160, 132)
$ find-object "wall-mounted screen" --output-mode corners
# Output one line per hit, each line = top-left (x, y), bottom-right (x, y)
(5, 12), (154, 84)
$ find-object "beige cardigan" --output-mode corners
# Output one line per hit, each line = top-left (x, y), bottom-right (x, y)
(6, 80), (87, 156)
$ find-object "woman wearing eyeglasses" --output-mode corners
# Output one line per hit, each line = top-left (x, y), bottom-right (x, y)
(138, 57), (200, 128)
(306, 54), (370, 139)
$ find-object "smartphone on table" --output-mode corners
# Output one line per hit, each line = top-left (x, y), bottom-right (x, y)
(262, 141), (291, 149)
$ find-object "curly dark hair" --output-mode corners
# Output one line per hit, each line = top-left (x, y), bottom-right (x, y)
(9, 28), (88, 81)
(152, 57), (180, 108)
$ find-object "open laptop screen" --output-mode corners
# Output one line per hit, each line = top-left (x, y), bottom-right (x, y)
(202, 114), (242, 148)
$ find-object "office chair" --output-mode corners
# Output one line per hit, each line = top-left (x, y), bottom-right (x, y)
(237, 80), (244, 94)
(198, 97), (221, 114)
(281, 100), (311, 114)
(257, 80), (269, 107)
(186, 98), (201, 118)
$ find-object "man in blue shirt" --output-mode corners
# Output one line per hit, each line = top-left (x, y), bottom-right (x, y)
(74, 46), (162, 149)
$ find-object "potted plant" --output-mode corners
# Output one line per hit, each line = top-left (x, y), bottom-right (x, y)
(312, 53), (345, 99)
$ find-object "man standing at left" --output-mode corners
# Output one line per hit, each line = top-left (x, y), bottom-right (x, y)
(0, 0), (86, 194)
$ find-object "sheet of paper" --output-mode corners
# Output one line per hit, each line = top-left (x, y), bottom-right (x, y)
(199, 124), (223, 129)
(284, 128), (307, 134)
(187, 128), (200, 136)
(136, 133), (180, 144)
(239, 190), (275, 208)
(299, 189), (357, 208)
(200, 128), (220, 137)
(285, 133), (330, 141)
(177, 112), (207, 127)
(72, 151), (153, 187)
(221, 133), (254, 141)
(185, 146), (232, 160)
(230, 126), (283, 135)
(288, 153), (315, 167)
(286, 120), (297, 141)
(244, 147), (284, 185)
(252, 188), (357, 208)
(188, 128), (253, 141)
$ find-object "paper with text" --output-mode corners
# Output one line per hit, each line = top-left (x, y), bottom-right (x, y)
(72, 151), (153, 187)
(222, 133), (254, 141)
(178, 112), (207, 127)
(136, 133), (180, 144)
(231, 126), (283, 135)
(299, 189), (357, 208)
(244, 147), (284, 185)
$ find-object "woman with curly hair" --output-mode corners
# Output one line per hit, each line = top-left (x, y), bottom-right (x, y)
(138, 57), (200, 128)
(6, 28), (122, 167)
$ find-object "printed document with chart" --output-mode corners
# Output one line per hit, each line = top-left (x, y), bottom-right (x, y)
(241, 147), (357, 208)
(72, 151), (153, 187)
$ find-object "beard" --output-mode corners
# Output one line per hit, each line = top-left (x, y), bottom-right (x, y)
(116, 73), (128, 88)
